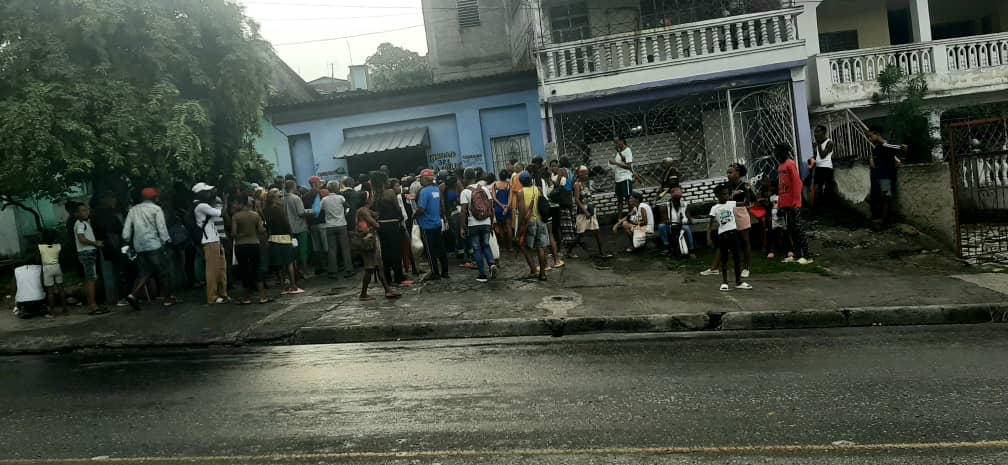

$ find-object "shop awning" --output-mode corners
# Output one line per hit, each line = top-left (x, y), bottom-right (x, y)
(333, 127), (429, 159)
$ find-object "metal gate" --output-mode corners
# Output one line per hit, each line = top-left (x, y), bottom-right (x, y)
(728, 83), (798, 192)
(948, 117), (1008, 264)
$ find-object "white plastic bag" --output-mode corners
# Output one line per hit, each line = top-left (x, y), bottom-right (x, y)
(411, 224), (424, 258)
(678, 229), (689, 256)
(489, 232), (500, 260)
(632, 226), (647, 249)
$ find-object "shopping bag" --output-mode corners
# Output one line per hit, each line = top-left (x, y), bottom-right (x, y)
(411, 224), (424, 258)
(632, 226), (647, 249)
(489, 232), (500, 260)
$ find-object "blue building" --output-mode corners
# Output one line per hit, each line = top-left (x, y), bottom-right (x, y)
(267, 71), (545, 185)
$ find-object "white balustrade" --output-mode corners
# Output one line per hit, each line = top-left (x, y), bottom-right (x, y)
(827, 45), (934, 84)
(945, 34), (1008, 71)
(536, 8), (802, 81)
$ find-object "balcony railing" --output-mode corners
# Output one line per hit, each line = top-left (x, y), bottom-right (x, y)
(817, 32), (1008, 107)
(537, 8), (803, 82)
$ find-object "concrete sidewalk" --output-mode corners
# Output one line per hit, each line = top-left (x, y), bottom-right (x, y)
(2, 221), (1006, 354)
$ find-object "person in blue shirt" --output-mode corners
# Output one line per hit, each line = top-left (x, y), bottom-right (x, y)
(415, 169), (448, 281)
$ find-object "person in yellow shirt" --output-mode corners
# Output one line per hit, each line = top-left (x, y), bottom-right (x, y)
(37, 230), (67, 316)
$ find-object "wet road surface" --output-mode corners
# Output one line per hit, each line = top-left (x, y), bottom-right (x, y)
(2, 326), (1008, 464)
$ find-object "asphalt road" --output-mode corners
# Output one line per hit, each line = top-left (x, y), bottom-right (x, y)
(2, 326), (1008, 464)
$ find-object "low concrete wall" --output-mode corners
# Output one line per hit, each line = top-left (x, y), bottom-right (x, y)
(895, 162), (957, 249)
(835, 160), (957, 249)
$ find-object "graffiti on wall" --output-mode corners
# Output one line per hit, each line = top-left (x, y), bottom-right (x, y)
(429, 151), (461, 172)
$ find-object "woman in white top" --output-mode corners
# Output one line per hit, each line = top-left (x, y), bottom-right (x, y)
(810, 125), (836, 208)
(612, 191), (653, 252)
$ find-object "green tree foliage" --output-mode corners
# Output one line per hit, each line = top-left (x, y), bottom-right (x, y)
(873, 65), (936, 162)
(365, 43), (432, 91)
(0, 0), (275, 205)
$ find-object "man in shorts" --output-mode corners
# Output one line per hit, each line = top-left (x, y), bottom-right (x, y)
(609, 135), (634, 220)
(38, 229), (67, 315)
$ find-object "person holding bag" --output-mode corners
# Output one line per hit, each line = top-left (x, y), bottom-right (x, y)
(353, 203), (400, 301)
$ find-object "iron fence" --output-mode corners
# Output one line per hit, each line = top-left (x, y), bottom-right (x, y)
(948, 117), (1008, 264)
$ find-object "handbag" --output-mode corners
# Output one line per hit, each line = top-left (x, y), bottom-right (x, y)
(632, 226), (647, 249)
(489, 231), (500, 260)
(536, 187), (553, 222)
(410, 224), (424, 258)
(678, 229), (690, 256)
(548, 184), (574, 209)
(350, 211), (377, 253)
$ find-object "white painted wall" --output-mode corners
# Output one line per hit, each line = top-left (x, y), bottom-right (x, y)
(0, 207), (22, 258)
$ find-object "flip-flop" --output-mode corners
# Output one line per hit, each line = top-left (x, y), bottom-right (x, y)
(359, 295), (376, 302)
(239, 300), (253, 306)
(258, 298), (274, 304)
(385, 293), (402, 299)
(87, 307), (110, 315)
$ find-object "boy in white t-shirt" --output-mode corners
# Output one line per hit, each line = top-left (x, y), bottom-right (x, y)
(707, 185), (751, 291)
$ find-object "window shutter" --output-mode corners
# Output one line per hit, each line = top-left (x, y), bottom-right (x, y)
(457, 0), (480, 27)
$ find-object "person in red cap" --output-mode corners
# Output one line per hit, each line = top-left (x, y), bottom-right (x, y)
(122, 187), (177, 309)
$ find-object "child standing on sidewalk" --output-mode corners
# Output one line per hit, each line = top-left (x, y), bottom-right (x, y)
(74, 204), (108, 315)
(38, 230), (67, 316)
(708, 185), (752, 292)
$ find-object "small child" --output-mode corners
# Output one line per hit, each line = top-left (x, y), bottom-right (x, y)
(74, 204), (108, 315)
(38, 230), (67, 316)
(707, 185), (751, 291)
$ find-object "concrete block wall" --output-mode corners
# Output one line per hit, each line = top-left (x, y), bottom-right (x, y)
(591, 177), (725, 219)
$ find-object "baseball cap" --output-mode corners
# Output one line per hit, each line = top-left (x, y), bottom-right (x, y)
(191, 182), (214, 194)
(141, 188), (158, 200)
(419, 169), (436, 177)
(518, 172), (531, 184)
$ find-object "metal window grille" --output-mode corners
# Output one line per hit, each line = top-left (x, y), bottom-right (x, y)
(491, 134), (533, 176)
(948, 117), (1008, 264)
(457, 0), (480, 27)
(552, 82), (797, 197)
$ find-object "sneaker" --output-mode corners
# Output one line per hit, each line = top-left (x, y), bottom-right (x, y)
(719, 284), (730, 292)
(476, 275), (489, 283)
(741, 269), (750, 278)
(489, 264), (498, 280)
(125, 295), (141, 311)
(115, 299), (129, 308)
(700, 269), (719, 276)
(797, 257), (815, 265)
(782, 257), (797, 264)
(736, 282), (753, 290)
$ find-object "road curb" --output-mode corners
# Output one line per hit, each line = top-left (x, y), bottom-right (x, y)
(720, 303), (1008, 330)
(295, 304), (1008, 344)
(293, 313), (710, 344)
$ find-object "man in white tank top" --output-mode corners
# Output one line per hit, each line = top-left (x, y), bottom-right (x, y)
(810, 125), (836, 208)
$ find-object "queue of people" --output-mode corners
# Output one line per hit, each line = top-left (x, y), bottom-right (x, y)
(16, 130), (890, 319)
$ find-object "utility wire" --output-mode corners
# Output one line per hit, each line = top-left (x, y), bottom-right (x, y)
(273, 24), (424, 45)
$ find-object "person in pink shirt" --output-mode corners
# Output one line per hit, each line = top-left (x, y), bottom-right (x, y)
(775, 143), (812, 265)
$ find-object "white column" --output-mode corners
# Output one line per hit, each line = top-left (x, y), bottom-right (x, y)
(795, 0), (822, 56)
(910, 0), (933, 43)
(929, 109), (943, 161)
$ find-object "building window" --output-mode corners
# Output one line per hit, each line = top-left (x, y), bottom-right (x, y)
(549, 3), (590, 43)
(640, 0), (782, 30)
(819, 30), (859, 53)
(932, 20), (981, 40)
(490, 134), (532, 174)
(457, 0), (480, 27)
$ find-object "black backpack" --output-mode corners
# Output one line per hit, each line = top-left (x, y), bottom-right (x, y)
(535, 187), (553, 222)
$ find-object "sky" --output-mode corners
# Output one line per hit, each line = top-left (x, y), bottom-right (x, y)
(237, 0), (429, 82)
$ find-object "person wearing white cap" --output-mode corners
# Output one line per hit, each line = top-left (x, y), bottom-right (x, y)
(193, 182), (230, 304)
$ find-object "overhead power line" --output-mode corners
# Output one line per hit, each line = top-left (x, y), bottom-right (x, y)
(272, 24), (424, 45)
(258, 12), (420, 21)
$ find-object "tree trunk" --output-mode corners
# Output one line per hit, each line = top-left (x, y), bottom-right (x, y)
(0, 195), (45, 233)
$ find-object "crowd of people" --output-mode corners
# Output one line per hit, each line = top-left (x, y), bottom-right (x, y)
(14, 127), (907, 318)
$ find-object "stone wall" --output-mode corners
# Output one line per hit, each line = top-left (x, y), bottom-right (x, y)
(835, 160), (957, 249)
(592, 177), (725, 223)
(894, 162), (957, 249)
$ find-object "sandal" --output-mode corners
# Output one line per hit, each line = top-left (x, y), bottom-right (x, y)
(258, 298), (273, 304)
(289, 288), (305, 295)
(554, 260), (566, 268)
(385, 292), (402, 299)
(239, 300), (253, 306)
(359, 295), (376, 302)
(87, 307), (110, 315)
